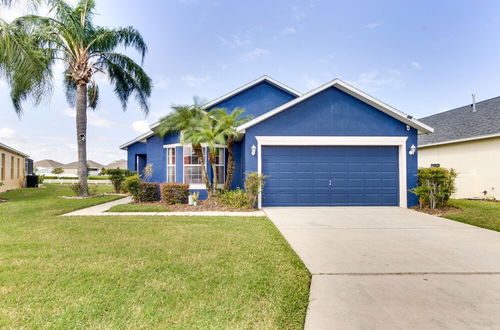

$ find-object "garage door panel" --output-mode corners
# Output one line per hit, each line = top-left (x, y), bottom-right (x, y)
(262, 146), (399, 206)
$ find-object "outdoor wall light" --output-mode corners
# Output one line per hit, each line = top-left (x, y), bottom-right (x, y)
(406, 125), (411, 131)
(409, 144), (417, 155)
(251, 144), (257, 156)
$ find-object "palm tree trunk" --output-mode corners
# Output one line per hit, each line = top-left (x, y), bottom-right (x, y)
(223, 137), (234, 191)
(76, 84), (89, 196)
(208, 151), (218, 196)
(193, 144), (211, 193)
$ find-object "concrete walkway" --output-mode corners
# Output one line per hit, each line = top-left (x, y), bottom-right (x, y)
(265, 207), (500, 329)
(62, 196), (266, 217)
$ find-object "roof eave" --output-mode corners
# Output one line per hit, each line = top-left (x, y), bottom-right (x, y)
(419, 133), (500, 148)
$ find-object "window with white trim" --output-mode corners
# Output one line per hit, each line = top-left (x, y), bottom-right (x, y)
(183, 146), (204, 184)
(214, 147), (225, 184)
(166, 147), (176, 183)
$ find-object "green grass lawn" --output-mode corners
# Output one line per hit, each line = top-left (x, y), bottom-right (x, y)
(0, 185), (310, 329)
(107, 203), (171, 212)
(444, 199), (500, 232)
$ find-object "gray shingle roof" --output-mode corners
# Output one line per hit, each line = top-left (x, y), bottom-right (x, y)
(419, 96), (500, 146)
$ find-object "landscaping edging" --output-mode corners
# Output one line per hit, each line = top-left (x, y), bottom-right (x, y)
(60, 197), (266, 217)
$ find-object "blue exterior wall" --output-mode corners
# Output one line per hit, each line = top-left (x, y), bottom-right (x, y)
(127, 142), (147, 172)
(243, 87), (419, 207)
(145, 132), (180, 183)
(207, 81), (297, 118)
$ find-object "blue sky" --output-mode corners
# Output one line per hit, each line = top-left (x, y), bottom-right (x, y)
(2, 0), (500, 163)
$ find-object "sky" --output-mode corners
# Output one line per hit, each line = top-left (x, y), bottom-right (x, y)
(1, 0), (500, 164)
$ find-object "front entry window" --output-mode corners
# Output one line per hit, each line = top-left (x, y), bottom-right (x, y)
(183, 146), (204, 184)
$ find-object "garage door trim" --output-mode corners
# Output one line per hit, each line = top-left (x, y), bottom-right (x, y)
(255, 136), (408, 208)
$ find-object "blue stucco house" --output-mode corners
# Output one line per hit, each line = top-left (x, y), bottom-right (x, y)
(120, 76), (433, 208)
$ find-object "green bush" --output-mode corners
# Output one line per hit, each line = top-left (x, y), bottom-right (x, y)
(244, 172), (268, 208)
(139, 182), (158, 202)
(88, 176), (110, 180)
(69, 183), (99, 196)
(218, 189), (250, 209)
(38, 175), (45, 184)
(160, 183), (189, 204)
(102, 169), (135, 193)
(411, 167), (457, 209)
(123, 176), (158, 202)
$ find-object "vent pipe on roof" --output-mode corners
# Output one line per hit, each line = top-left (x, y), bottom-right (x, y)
(471, 93), (477, 112)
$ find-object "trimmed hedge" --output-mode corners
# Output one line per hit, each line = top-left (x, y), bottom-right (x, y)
(160, 183), (189, 204)
(217, 189), (250, 209)
(139, 182), (158, 202)
(41, 176), (110, 180)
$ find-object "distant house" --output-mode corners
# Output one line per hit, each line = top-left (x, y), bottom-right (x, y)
(62, 160), (104, 176)
(34, 159), (64, 175)
(0, 142), (29, 193)
(104, 159), (127, 170)
(419, 96), (500, 199)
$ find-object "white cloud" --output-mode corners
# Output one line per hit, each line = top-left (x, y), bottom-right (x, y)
(0, 127), (16, 139)
(62, 108), (113, 128)
(132, 120), (151, 134)
(281, 27), (297, 35)
(155, 76), (171, 89)
(240, 48), (270, 62)
(303, 76), (321, 90)
(365, 21), (383, 29)
(218, 35), (252, 48)
(350, 70), (403, 92)
(291, 6), (307, 21)
(411, 61), (422, 70)
(182, 74), (211, 87)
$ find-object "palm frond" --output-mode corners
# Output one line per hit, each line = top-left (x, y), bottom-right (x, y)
(97, 52), (151, 113)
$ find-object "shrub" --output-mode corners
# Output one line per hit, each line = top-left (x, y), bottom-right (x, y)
(411, 167), (457, 209)
(218, 189), (250, 209)
(51, 167), (64, 175)
(69, 183), (83, 196)
(244, 172), (268, 208)
(88, 176), (110, 180)
(160, 183), (189, 204)
(102, 168), (135, 193)
(123, 175), (158, 202)
(38, 175), (45, 184)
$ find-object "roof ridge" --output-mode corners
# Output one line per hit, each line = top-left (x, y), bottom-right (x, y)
(421, 95), (500, 119)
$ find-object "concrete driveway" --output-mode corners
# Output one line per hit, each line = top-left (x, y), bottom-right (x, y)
(264, 207), (500, 329)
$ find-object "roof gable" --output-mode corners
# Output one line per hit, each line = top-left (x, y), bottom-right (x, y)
(419, 96), (500, 146)
(121, 76), (300, 149)
(237, 79), (433, 134)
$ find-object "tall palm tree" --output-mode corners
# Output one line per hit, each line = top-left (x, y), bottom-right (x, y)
(0, 0), (152, 196)
(211, 108), (251, 191)
(156, 98), (211, 192)
(186, 114), (226, 196)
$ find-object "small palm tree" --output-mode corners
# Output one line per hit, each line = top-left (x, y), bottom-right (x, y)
(0, 0), (152, 196)
(211, 108), (252, 191)
(157, 98), (211, 192)
(186, 114), (226, 196)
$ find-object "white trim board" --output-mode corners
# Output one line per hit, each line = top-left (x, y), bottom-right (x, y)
(419, 133), (500, 148)
(238, 79), (434, 134)
(255, 136), (408, 209)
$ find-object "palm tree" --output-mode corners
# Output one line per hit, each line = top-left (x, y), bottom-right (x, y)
(186, 114), (227, 196)
(211, 108), (252, 191)
(0, 0), (152, 196)
(156, 98), (211, 192)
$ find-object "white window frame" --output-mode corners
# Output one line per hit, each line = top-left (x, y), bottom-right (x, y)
(255, 136), (408, 209)
(214, 147), (226, 186)
(182, 145), (205, 188)
(166, 147), (176, 183)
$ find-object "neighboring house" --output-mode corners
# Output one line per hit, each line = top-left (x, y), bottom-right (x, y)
(419, 96), (500, 199)
(0, 142), (29, 193)
(34, 159), (64, 175)
(120, 76), (433, 208)
(62, 160), (104, 176)
(104, 159), (127, 170)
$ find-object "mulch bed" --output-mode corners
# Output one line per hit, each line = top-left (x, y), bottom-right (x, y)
(411, 206), (462, 217)
(140, 198), (258, 212)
